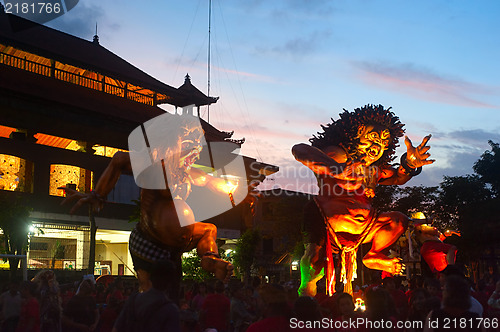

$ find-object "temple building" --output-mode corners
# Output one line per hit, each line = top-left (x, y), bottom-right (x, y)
(0, 9), (277, 276)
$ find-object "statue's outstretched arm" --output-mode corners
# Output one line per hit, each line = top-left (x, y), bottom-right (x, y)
(292, 143), (346, 176)
(379, 134), (435, 186)
(189, 167), (238, 194)
(60, 151), (132, 214)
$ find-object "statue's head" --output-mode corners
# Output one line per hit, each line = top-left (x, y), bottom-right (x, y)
(356, 124), (391, 165)
(414, 222), (441, 243)
(310, 104), (404, 166)
(141, 114), (204, 186)
(178, 120), (203, 171)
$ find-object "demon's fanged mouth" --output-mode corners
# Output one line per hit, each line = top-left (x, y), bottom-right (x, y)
(183, 151), (199, 168)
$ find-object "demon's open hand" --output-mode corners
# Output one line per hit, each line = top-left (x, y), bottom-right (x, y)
(58, 187), (105, 214)
(404, 134), (435, 168)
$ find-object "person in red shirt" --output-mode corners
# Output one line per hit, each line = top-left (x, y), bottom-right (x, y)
(246, 284), (290, 332)
(382, 277), (408, 320)
(200, 281), (230, 332)
(16, 281), (40, 332)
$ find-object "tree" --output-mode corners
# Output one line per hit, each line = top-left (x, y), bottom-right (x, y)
(372, 185), (398, 212)
(434, 175), (492, 230)
(232, 229), (260, 284)
(0, 193), (32, 279)
(473, 140), (500, 197)
(430, 146), (499, 265)
(260, 194), (309, 254)
(393, 185), (439, 216)
(181, 250), (212, 282)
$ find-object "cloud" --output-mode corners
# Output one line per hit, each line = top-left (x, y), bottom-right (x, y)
(257, 160), (319, 194)
(46, 2), (118, 40)
(255, 30), (332, 59)
(165, 57), (275, 84)
(352, 61), (499, 108)
(241, 0), (335, 18)
(413, 150), (481, 188)
(212, 65), (277, 83)
(238, 123), (306, 142)
(447, 129), (500, 147)
(428, 128), (500, 151)
(408, 128), (500, 186)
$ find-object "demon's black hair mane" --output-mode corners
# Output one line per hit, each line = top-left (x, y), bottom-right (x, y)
(310, 104), (405, 165)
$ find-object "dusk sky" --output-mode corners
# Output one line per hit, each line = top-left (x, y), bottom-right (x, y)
(43, 0), (500, 193)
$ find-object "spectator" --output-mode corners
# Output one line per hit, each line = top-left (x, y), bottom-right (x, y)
(94, 283), (106, 308)
(424, 275), (480, 332)
(406, 288), (430, 332)
(439, 265), (483, 317)
(0, 281), (22, 332)
(200, 281), (230, 332)
(424, 278), (441, 300)
(316, 281), (344, 319)
(487, 280), (500, 310)
(472, 279), (490, 316)
(246, 284), (290, 332)
(33, 270), (62, 332)
(60, 285), (76, 309)
(406, 275), (424, 298)
(364, 287), (399, 331)
(62, 279), (99, 332)
(230, 283), (255, 332)
(113, 260), (180, 332)
(292, 296), (322, 331)
(190, 282), (207, 313)
(16, 281), (40, 332)
(178, 299), (197, 332)
(332, 293), (362, 332)
(106, 278), (125, 311)
(245, 286), (259, 317)
(383, 277), (408, 320)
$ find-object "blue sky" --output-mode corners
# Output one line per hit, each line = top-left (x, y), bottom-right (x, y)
(42, 0), (500, 193)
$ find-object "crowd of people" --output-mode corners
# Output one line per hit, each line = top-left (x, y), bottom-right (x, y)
(173, 266), (500, 332)
(0, 264), (498, 332)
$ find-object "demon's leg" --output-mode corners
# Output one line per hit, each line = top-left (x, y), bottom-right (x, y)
(298, 243), (325, 296)
(362, 211), (409, 274)
(191, 222), (234, 281)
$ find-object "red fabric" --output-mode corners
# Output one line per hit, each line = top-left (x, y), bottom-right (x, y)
(201, 293), (230, 332)
(246, 316), (290, 332)
(106, 289), (125, 304)
(325, 231), (335, 296)
(420, 241), (454, 273)
(16, 297), (40, 332)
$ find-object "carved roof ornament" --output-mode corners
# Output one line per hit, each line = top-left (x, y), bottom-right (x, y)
(93, 23), (99, 45)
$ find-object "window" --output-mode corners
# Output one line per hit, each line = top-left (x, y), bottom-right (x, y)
(49, 164), (93, 196)
(0, 154), (34, 192)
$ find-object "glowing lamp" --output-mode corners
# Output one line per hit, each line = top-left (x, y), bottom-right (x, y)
(411, 212), (426, 220)
(355, 298), (366, 311)
(220, 180), (238, 194)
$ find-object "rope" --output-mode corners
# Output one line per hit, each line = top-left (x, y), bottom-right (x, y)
(313, 197), (378, 295)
